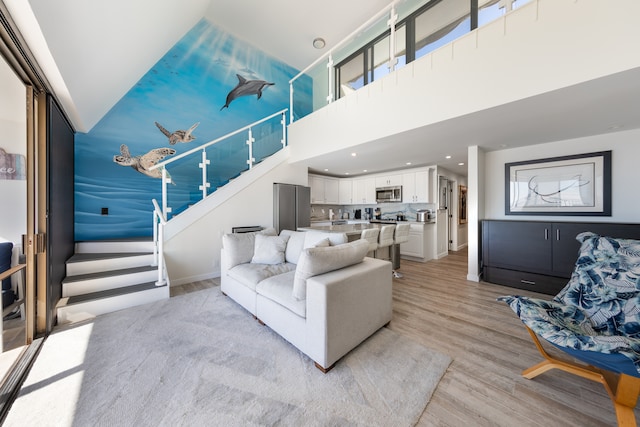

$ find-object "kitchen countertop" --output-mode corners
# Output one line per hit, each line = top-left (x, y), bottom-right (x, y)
(298, 220), (435, 239)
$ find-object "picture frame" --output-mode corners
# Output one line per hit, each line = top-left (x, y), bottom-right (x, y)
(505, 150), (611, 216)
(459, 185), (467, 224)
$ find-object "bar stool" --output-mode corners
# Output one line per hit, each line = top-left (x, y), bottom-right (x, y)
(375, 225), (396, 261)
(360, 228), (380, 257)
(392, 223), (411, 278)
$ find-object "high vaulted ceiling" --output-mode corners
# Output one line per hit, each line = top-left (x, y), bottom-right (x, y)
(6, 0), (392, 133)
(4, 0), (640, 178)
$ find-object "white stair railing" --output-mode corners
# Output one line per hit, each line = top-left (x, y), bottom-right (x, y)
(149, 108), (288, 219)
(152, 198), (167, 287)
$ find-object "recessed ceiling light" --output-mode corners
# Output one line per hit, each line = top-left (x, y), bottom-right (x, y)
(324, 168), (329, 172)
(345, 172), (350, 175)
(351, 152), (357, 157)
(313, 38), (326, 49)
(406, 162), (412, 165)
(363, 169), (367, 172)
(458, 162), (465, 166)
(445, 155), (452, 159)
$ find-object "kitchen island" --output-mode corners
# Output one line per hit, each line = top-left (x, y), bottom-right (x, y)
(298, 223), (385, 242)
(299, 221), (436, 262)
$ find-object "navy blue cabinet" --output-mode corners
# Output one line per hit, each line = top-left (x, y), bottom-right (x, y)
(482, 220), (640, 295)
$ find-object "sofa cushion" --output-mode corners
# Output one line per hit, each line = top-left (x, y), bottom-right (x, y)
(281, 230), (306, 264)
(256, 270), (306, 318)
(303, 230), (347, 248)
(227, 262), (296, 291)
(222, 229), (277, 269)
(292, 238), (370, 300)
(251, 234), (289, 265)
(314, 238), (331, 248)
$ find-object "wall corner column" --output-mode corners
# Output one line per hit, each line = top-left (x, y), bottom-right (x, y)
(467, 145), (485, 282)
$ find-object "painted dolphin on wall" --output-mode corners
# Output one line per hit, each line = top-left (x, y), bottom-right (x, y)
(113, 144), (176, 180)
(220, 74), (275, 110)
(155, 121), (199, 145)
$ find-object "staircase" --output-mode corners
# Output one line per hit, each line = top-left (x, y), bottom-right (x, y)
(56, 239), (170, 325)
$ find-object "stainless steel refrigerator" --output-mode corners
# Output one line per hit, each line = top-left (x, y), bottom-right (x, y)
(273, 183), (310, 234)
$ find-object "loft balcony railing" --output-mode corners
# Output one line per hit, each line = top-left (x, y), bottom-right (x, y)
(288, 0), (532, 123)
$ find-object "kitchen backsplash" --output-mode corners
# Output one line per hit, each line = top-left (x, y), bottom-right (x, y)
(311, 203), (435, 221)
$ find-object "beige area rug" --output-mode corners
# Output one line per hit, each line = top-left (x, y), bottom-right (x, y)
(4, 287), (450, 426)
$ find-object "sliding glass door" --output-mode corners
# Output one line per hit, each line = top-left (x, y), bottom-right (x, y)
(0, 45), (37, 382)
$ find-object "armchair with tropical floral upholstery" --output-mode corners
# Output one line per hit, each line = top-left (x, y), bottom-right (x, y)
(499, 231), (640, 426)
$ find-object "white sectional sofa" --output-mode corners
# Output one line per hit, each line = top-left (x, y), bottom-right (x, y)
(220, 228), (393, 372)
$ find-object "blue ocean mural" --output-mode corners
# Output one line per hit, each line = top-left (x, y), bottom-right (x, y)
(75, 19), (312, 240)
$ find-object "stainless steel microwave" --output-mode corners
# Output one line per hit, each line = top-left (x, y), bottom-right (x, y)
(376, 186), (402, 203)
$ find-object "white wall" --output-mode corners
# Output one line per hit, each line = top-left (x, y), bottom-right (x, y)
(163, 157), (308, 285)
(483, 128), (640, 223)
(467, 145), (484, 282)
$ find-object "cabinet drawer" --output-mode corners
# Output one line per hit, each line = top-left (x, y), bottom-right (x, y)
(484, 267), (567, 296)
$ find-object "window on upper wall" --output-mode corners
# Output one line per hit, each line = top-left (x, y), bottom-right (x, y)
(395, 24), (408, 70)
(337, 52), (365, 98)
(414, 0), (471, 61)
(478, 0), (504, 27)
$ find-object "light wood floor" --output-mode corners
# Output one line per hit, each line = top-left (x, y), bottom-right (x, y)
(172, 250), (634, 426)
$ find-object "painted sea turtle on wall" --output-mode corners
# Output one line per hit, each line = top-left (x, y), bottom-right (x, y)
(113, 144), (175, 180)
(154, 121), (199, 145)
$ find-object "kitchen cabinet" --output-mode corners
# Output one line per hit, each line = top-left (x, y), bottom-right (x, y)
(353, 177), (376, 204)
(400, 223), (435, 261)
(482, 220), (640, 295)
(402, 170), (430, 203)
(309, 175), (339, 204)
(339, 179), (353, 205)
(375, 174), (402, 188)
(401, 224), (424, 258)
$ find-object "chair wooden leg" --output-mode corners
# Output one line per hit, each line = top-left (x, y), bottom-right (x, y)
(522, 326), (640, 427)
(612, 374), (640, 427)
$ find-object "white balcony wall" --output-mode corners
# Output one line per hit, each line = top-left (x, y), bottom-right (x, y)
(288, 0), (640, 162)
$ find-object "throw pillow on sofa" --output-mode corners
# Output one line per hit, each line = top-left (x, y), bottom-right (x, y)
(292, 238), (370, 300)
(222, 228), (278, 269)
(251, 234), (289, 265)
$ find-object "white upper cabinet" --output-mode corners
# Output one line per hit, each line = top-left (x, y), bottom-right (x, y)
(339, 179), (353, 204)
(309, 175), (324, 204)
(402, 169), (432, 203)
(324, 178), (339, 204)
(353, 177), (376, 204)
(310, 175), (340, 204)
(375, 174), (402, 188)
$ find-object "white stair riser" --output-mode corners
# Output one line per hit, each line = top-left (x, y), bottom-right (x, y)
(63, 270), (158, 297)
(57, 286), (169, 324)
(67, 254), (155, 276)
(76, 241), (154, 254)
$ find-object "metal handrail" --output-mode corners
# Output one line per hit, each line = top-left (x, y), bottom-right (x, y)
(149, 108), (288, 170)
